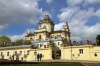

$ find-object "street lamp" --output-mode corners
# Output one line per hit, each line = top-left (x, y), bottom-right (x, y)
(70, 43), (73, 60)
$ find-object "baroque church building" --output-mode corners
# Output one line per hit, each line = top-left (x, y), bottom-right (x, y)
(1, 14), (100, 61)
(25, 14), (71, 49)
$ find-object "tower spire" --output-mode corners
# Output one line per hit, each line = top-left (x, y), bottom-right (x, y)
(66, 22), (69, 29)
(66, 22), (68, 27)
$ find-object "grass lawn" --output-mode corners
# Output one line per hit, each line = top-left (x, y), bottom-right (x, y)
(2, 62), (85, 66)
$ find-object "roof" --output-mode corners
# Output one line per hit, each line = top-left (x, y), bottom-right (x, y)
(0, 45), (31, 50)
(50, 30), (70, 34)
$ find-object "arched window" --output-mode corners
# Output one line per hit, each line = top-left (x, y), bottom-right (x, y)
(39, 35), (41, 39)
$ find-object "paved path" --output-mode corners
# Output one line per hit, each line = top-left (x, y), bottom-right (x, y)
(28, 59), (100, 63)
(27, 60), (100, 66)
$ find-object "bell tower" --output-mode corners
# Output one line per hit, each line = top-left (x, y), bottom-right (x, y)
(62, 22), (71, 44)
(39, 14), (55, 33)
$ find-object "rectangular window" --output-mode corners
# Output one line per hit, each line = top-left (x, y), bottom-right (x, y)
(7, 52), (9, 56)
(20, 51), (22, 55)
(27, 51), (29, 55)
(40, 44), (42, 47)
(21, 57), (23, 60)
(58, 42), (59, 45)
(79, 49), (83, 54)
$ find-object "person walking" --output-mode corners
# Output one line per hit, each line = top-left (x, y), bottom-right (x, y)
(39, 54), (42, 61)
(37, 53), (39, 61)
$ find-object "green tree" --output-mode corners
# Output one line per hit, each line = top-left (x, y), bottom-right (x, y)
(96, 34), (100, 46)
(49, 40), (58, 49)
(14, 39), (24, 46)
(9, 55), (12, 60)
(24, 54), (27, 61)
(24, 40), (32, 45)
(14, 39), (32, 46)
(0, 35), (11, 47)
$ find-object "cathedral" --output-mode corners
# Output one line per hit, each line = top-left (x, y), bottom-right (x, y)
(1, 14), (100, 61)
(25, 14), (71, 49)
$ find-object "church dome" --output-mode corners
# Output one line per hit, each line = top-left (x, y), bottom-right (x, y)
(39, 14), (54, 25)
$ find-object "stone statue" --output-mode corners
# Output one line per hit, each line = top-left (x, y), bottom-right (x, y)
(61, 38), (70, 46)
(73, 40), (76, 46)
(80, 41), (83, 45)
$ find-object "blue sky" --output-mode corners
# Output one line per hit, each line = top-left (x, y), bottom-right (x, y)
(0, 0), (100, 43)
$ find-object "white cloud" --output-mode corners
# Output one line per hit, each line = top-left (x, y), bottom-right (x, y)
(95, 8), (100, 19)
(9, 33), (25, 42)
(66, 0), (83, 6)
(54, 22), (65, 31)
(58, 6), (80, 22)
(0, 0), (45, 31)
(46, 0), (53, 4)
(57, 5), (100, 44)
(84, 0), (100, 5)
(0, 24), (8, 31)
(66, 0), (100, 7)
(9, 28), (35, 42)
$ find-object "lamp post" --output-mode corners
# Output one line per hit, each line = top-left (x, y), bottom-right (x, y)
(70, 43), (73, 60)
(34, 46), (37, 61)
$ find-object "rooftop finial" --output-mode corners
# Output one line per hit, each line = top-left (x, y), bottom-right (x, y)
(45, 11), (49, 16)
(44, 11), (50, 20)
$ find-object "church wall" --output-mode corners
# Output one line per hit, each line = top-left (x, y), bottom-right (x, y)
(27, 48), (52, 61)
(40, 23), (54, 33)
(0, 46), (53, 61)
(0, 48), (30, 60)
(50, 32), (62, 37)
(35, 33), (46, 40)
(89, 46), (100, 61)
(61, 45), (100, 61)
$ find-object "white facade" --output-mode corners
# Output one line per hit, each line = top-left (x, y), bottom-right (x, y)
(31, 37), (63, 49)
